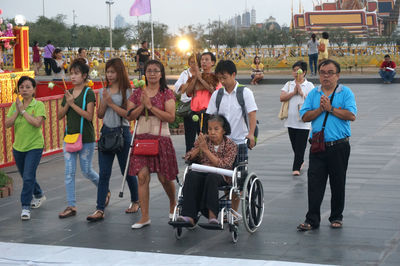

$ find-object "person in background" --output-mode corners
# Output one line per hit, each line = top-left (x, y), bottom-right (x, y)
(379, 54), (396, 84)
(250, 56), (264, 85)
(51, 48), (66, 81)
(86, 58), (139, 222)
(32, 41), (43, 76)
(136, 41), (150, 79)
(307, 34), (319, 76)
(5, 76), (47, 220)
(43, 40), (55, 76)
(127, 60), (178, 229)
(57, 58), (99, 219)
(280, 61), (314, 176)
(318, 32), (329, 63)
(78, 48), (90, 65)
(174, 54), (200, 152)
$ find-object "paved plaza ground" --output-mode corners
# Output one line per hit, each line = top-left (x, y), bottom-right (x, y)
(1, 80), (400, 265)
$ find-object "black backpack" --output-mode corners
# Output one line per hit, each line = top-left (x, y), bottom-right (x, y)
(215, 85), (259, 146)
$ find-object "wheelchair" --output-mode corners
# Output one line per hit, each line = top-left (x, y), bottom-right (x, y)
(168, 161), (264, 243)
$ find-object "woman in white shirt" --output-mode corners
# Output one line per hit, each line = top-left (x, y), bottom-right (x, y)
(280, 61), (314, 176)
(174, 54), (199, 152)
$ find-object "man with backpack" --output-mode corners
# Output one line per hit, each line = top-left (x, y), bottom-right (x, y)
(206, 60), (258, 166)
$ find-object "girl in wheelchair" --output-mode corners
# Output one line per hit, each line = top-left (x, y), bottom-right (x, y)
(177, 114), (237, 227)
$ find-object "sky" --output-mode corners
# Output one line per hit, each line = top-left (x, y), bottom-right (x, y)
(1, 0), (313, 34)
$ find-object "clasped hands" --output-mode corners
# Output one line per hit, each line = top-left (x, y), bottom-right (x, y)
(319, 95), (332, 112)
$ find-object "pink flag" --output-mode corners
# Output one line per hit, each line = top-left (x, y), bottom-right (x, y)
(130, 0), (151, 16)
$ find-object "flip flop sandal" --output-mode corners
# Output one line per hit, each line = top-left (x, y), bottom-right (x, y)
(297, 222), (317, 231)
(330, 220), (343, 229)
(125, 202), (140, 213)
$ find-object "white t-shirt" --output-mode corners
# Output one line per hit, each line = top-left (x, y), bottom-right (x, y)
(281, 79), (314, 130)
(174, 69), (192, 103)
(207, 82), (258, 144)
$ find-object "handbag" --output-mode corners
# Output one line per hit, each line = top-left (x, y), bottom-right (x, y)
(310, 87), (337, 154)
(176, 100), (192, 117)
(98, 119), (124, 154)
(278, 101), (289, 120)
(64, 87), (89, 153)
(133, 119), (162, 156)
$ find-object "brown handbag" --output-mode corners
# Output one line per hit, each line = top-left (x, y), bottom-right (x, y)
(310, 87), (337, 154)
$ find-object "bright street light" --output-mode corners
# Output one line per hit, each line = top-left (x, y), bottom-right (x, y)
(177, 38), (190, 52)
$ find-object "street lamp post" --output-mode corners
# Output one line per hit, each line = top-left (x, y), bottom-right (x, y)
(105, 1), (114, 57)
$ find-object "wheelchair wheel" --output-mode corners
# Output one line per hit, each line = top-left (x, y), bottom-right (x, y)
(242, 173), (264, 234)
(174, 227), (183, 240)
(230, 224), (238, 243)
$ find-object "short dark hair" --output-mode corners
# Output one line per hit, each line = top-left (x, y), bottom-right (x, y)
(78, 48), (86, 54)
(207, 114), (231, 136)
(201, 52), (216, 63)
(70, 58), (90, 80)
(384, 54), (391, 59)
(141, 41), (147, 45)
(215, 60), (237, 75)
(322, 32), (329, 39)
(47, 40), (52, 44)
(318, 59), (341, 73)
(33, 41), (38, 46)
(17, 76), (36, 88)
(292, 61), (308, 74)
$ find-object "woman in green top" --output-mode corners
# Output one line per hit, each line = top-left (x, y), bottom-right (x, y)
(57, 58), (99, 219)
(6, 76), (47, 221)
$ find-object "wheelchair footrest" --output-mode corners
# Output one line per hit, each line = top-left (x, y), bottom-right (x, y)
(168, 221), (195, 228)
(198, 222), (223, 230)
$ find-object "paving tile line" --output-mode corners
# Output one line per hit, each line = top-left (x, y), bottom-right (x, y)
(0, 242), (333, 266)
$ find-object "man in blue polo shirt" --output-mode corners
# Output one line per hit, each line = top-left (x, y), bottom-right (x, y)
(297, 59), (357, 231)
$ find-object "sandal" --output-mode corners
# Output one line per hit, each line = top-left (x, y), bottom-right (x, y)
(297, 222), (317, 231)
(59, 206), (77, 219)
(330, 220), (343, 229)
(125, 202), (140, 213)
(86, 210), (105, 222)
(208, 218), (219, 225)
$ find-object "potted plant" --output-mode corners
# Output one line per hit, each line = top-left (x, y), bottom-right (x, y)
(0, 170), (13, 198)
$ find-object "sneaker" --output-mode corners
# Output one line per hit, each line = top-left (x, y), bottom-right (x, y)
(21, 209), (31, 220)
(31, 195), (46, 209)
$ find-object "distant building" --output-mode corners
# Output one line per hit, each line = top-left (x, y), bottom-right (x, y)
(265, 16), (281, 31)
(251, 8), (256, 25)
(114, 14), (126, 29)
(242, 11), (251, 27)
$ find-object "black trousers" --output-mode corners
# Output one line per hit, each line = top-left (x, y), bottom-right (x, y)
(44, 58), (52, 76)
(181, 171), (227, 220)
(288, 127), (310, 171)
(305, 141), (350, 227)
(183, 115), (197, 152)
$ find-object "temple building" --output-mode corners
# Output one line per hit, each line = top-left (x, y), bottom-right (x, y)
(292, 0), (400, 36)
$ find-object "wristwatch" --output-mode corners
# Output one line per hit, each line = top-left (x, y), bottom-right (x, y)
(329, 107), (334, 113)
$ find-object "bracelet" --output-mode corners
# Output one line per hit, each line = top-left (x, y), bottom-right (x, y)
(21, 110), (26, 115)
(329, 107), (334, 113)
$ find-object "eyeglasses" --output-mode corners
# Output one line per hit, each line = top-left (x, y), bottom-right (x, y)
(319, 71), (337, 76)
(146, 70), (161, 74)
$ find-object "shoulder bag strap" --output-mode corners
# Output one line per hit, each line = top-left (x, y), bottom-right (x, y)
(80, 87), (90, 134)
(321, 85), (338, 131)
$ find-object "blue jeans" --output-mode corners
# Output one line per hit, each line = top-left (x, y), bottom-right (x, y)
(97, 126), (138, 211)
(63, 142), (99, 207)
(379, 70), (396, 82)
(309, 53), (318, 75)
(13, 149), (44, 210)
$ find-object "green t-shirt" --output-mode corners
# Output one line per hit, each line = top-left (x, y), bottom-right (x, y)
(7, 99), (47, 152)
(61, 87), (96, 143)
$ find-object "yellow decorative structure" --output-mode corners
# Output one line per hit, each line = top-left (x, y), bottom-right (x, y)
(0, 71), (34, 104)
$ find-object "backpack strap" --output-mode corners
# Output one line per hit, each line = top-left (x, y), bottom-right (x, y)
(215, 87), (224, 114)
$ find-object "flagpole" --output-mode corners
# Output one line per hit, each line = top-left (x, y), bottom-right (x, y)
(150, 0), (154, 59)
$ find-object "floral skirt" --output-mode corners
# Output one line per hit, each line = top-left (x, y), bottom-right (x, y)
(128, 134), (178, 181)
